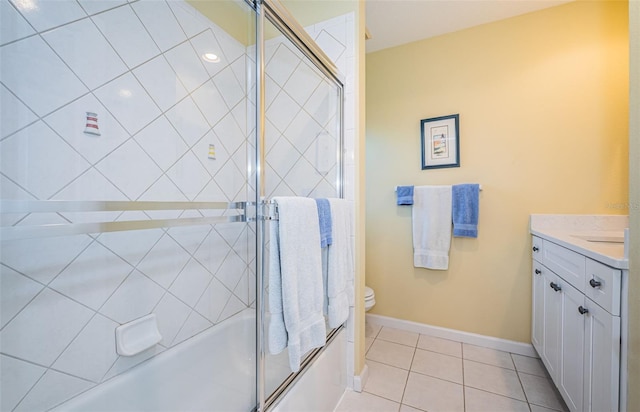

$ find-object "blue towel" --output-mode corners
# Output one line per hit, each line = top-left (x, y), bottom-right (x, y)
(315, 198), (333, 247)
(452, 184), (480, 238)
(396, 186), (414, 205)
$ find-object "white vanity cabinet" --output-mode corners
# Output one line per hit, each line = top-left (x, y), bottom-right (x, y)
(531, 235), (622, 412)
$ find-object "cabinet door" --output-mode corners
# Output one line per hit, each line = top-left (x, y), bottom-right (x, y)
(559, 282), (586, 412)
(541, 271), (562, 383)
(532, 261), (545, 352)
(583, 301), (621, 412)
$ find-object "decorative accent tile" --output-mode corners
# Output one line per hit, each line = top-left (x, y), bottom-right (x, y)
(0, 354), (46, 412)
(52, 314), (119, 383)
(131, 0), (186, 52)
(100, 270), (164, 323)
(43, 18), (128, 90)
(0, 288), (93, 367)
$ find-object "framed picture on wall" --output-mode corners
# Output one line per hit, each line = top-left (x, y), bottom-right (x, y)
(420, 114), (460, 169)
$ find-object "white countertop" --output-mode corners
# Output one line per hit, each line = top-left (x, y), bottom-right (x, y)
(530, 214), (629, 270)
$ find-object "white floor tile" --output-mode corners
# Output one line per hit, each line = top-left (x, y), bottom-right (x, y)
(399, 404), (423, 412)
(402, 372), (463, 412)
(377, 327), (419, 347)
(511, 353), (547, 377)
(335, 390), (400, 412)
(417, 334), (462, 358)
(363, 360), (409, 403)
(366, 339), (415, 370)
(463, 360), (526, 401)
(462, 343), (515, 370)
(411, 348), (463, 384)
(464, 386), (530, 412)
(519, 372), (568, 411)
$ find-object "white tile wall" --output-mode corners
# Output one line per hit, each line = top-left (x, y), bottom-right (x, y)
(0, 0), (356, 409)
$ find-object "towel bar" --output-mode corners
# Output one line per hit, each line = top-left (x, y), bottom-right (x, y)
(395, 185), (482, 192)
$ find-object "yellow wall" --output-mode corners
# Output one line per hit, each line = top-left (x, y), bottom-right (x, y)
(626, 0), (639, 408)
(365, 1), (629, 343)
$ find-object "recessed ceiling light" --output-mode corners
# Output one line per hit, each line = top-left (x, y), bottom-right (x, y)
(202, 53), (220, 63)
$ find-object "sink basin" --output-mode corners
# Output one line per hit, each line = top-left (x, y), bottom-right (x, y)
(571, 234), (625, 244)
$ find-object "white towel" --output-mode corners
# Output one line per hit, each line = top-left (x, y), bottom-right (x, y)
(267, 197), (326, 372)
(327, 198), (354, 328)
(412, 186), (452, 270)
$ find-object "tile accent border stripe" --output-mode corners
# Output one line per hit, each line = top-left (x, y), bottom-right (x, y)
(365, 314), (537, 358)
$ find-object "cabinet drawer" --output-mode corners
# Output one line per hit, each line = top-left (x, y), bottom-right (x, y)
(532, 236), (544, 263)
(585, 258), (622, 316)
(543, 241), (586, 293)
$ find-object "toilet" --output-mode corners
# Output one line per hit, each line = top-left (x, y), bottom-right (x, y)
(364, 286), (376, 312)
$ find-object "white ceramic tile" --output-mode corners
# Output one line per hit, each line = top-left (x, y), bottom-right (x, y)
(169, 258), (212, 307)
(49, 241), (133, 310)
(376, 327), (419, 347)
(266, 91), (300, 133)
(43, 18), (127, 90)
(0, 287), (93, 366)
(94, 73), (161, 135)
(212, 66), (243, 110)
(284, 61), (322, 107)
(215, 250), (245, 291)
(399, 405), (422, 412)
(1, 34), (88, 117)
(91, 4), (160, 68)
(265, 43), (299, 87)
(52, 314), (119, 382)
(0, 354), (46, 412)
(137, 234), (191, 288)
(166, 151), (211, 200)
(168, 1), (209, 38)
(153, 292), (191, 347)
(131, 0), (185, 52)
(165, 96), (210, 146)
(193, 229), (230, 275)
(315, 30), (346, 62)
(100, 270), (164, 323)
(230, 55), (247, 90)
(0, 234), (92, 285)
(172, 309), (212, 345)
(44, 94), (130, 165)
(95, 139), (163, 199)
(366, 339), (415, 370)
(11, 0), (86, 32)
(530, 405), (563, 412)
(213, 112), (245, 155)
(189, 29), (227, 78)
(512, 353), (547, 377)
(0, 83), (37, 139)
(402, 372), (464, 412)
(214, 160), (244, 200)
(102, 344), (164, 380)
(195, 277), (231, 323)
(78, 0), (127, 16)
(282, 105), (323, 155)
(411, 349), (463, 384)
(365, 322), (382, 338)
(191, 130), (230, 178)
(335, 390), (400, 412)
(0, 265), (43, 328)
(464, 386), (530, 412)
(416, 334), (462, 358)
(232, 270), (249, 304)
(14, 369), (94, 412)
(363, 360), (409, 402)
(0, 121), (91, 199)
(519, 372), (568, 411)
(209, 21), (245, 63)
(266, 137), (298, 178)
(164, 40), (208, 92)
(167, 214), (211, 254)
(191, 80), (230, 127)
(134, 115), (189, 170)
(0, 1), (35, 46)
(304, 80), (337, 127)
(463, 360), (526, 401)
(284, 157), (322, 196)
(137, 175), (188, 219)
(133, 55), (188, 112)
(463, 343), (515, 370)
(365, 337), (375, 353)
(216, 293), (246, 322)
(97, 225), (163, 266)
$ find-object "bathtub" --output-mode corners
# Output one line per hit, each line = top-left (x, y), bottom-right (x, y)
(55, 309), (345, 412)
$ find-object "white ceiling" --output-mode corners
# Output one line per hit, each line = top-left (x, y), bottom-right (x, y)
(365, 0), (573, 53)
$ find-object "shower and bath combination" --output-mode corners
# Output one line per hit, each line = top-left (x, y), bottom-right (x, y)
(0, 0), (354, 410)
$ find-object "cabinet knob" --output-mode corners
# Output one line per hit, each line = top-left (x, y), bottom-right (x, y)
(589, 279), (602, 288)
(550, 282), (561, 292)
(535, 269), (542, 275)
(532, 246), (539, 252)
(578, 306), (589, 315)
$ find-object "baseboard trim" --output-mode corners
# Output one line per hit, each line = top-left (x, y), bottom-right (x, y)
(366, 314), (537, 358)
(352, 363), (369, 393)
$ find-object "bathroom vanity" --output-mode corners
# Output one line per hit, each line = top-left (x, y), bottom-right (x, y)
(530, 215), (629, 412)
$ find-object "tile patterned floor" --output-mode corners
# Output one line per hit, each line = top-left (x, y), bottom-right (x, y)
(335, 323), (568, 412)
